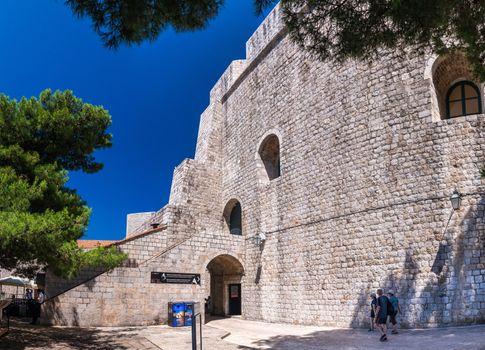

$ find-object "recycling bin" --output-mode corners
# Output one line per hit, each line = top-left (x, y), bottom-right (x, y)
(168, 302), (185, 327)
(184, 302), (194, 326)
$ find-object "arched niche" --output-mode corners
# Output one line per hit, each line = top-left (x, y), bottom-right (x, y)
(223, 199), (242, 235)
(258, 134), (281, 181)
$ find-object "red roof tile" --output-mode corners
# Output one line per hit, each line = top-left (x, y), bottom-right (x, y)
(77, 240), (118, 249)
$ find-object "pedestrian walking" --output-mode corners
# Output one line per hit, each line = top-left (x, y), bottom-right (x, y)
(205, 296), (212, 315)
(388, 289), (401, 334)
(374, 288), (389, 342)
(369, 293), (377, 332)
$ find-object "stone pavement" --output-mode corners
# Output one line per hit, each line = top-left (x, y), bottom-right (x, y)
(1, 317), (485, 349)
(0, 319), (160, 350)
(137, 323), (243, 350)
(207, 317), (485, 350)
(0, 318), (239, 350)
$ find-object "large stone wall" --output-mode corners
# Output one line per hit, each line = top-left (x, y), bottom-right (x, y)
(215, 5), (484, 327)
(45, 4), (485, 328)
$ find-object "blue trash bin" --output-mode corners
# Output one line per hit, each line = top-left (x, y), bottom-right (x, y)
(168, 302), (185, 327)
(184, 302), (194, 326)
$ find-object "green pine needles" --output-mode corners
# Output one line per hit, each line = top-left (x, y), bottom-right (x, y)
(67, 0), (485, 80)
(281, 0), (485, 80)
(0, 90), (126, 279)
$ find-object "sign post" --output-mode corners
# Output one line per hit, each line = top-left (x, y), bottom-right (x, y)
(191, 302), (202, 350)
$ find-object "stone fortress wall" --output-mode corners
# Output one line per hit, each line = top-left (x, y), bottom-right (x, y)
(45, 4), (485, 327)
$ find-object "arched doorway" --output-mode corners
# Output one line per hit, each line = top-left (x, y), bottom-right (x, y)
(206, 254), (244, 317)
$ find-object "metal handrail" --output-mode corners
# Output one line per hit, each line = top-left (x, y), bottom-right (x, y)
(0, 300), (11, 336)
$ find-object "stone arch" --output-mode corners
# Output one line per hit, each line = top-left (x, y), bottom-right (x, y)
(256, 131), (282, 183)
(223, 198), (243, 235)
(206, 254), (244, 317)
(426, 52), (484, 120)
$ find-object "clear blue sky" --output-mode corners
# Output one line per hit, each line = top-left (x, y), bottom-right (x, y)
(0, 0), (272, 241)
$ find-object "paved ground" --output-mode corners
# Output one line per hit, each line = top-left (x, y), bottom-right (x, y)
(0, 319), (160, 350)
(0, 317), (484, 349)
(208, 317), (485, 350)
(0, 318), (238, 350)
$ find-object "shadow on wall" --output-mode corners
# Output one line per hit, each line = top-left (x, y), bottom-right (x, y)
(42, 296), (82, 327)
(46, 266), (105, 299)
(351, 195), (485, 329)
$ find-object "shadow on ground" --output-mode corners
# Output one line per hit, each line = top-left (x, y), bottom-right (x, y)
(0, 319), (139, 350)
(240, 326), (485, 350)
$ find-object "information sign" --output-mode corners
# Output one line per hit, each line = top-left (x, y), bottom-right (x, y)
(151, 272), (201, 285)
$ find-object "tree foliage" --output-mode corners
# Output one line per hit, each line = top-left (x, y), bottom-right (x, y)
(281, 0), (485, 80)
(0, 90), (126, 279)
(65, 0), (485, 79)
(65, 0), (224, 48)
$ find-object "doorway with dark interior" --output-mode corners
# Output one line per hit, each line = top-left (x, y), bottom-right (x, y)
(206, 254), (244, 321)
(228, 283), (241, 315)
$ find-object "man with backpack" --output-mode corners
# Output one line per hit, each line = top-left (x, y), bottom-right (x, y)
(374, 288), (393, 342)
(388, 290), (401, 334)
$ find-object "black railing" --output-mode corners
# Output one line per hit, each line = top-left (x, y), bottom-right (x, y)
(0, 300), (11, 337)
(2, 298), (33, 318)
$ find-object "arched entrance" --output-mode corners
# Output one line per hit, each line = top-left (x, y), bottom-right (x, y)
(206, 254), (244, 317)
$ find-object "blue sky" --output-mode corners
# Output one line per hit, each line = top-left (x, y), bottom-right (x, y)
(0, 0), (272, 241)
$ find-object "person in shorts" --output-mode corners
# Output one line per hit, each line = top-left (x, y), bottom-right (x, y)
(374, 288), (389, 341)
(369, 293), (377, 331)
(388, 290), (401, 334)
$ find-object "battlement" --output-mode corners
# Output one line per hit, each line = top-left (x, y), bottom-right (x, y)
(209, 3), (285, 102)
(245, 3), (285, 62)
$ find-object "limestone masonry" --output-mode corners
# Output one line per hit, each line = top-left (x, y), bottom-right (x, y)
(45, 4), (485, 328)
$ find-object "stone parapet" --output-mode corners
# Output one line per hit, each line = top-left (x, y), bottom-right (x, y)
(126, 212), (155, 237)
(245, 3), (285, 63)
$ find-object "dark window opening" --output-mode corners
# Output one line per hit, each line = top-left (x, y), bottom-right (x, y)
(259, 134), (281, 180)
(446, 81), (482, 118)
(229, 202), (242, 235)
(224, 200), (242, 236)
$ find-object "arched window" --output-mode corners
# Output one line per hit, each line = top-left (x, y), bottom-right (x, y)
(446, 81), (482, 118)
(258, 134), (280, 180)
(223, 200), (242, 235)
(429, 52), (483, 120)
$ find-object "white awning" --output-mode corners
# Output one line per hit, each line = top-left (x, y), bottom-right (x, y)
(0, 276), (36, 288)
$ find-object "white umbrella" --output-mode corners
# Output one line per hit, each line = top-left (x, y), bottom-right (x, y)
(0, 276), (34, 287)
(0, 276), (37, 299)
